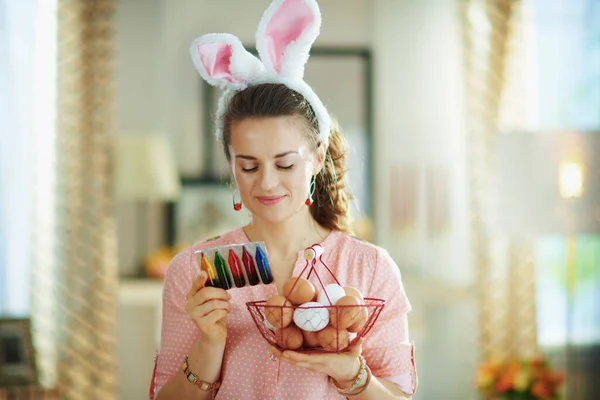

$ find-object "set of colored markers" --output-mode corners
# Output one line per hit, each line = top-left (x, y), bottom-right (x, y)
(194, 242), (274, 290)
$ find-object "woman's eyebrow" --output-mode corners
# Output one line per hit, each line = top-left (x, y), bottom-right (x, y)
(235, 151), (299, 160)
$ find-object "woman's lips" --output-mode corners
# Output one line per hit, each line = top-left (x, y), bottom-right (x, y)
(256, 195), (285, 205)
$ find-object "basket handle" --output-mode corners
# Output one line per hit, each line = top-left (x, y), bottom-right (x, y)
(283, 244), (342, 305)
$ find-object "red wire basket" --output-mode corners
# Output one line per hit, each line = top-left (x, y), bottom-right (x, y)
(246, 244), (385, 353)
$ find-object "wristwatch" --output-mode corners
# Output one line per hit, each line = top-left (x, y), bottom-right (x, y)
(181, 356), (222, 391)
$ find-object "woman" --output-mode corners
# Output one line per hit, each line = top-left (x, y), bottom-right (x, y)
(151, 1), (417, 399)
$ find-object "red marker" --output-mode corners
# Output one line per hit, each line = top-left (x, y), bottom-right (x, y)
(242, 246), (260, 286)
(228, 249), (246, 288)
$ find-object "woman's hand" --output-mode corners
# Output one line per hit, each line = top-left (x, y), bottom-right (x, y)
(270, 338), (365, 386)
(185, 271), (231, 345)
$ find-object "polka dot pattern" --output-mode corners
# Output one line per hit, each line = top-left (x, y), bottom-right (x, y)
(149, 228), (417, 399)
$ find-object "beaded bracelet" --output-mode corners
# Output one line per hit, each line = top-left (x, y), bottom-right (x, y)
(329, 355), (371, 395)
(344, 365), (372, 397)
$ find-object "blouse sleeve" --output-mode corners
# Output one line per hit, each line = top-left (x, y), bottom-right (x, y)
(362, 247), (418, 396)
(150, 248), (201, 398)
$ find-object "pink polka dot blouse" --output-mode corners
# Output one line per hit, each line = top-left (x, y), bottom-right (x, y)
(150, 228), (417, 399)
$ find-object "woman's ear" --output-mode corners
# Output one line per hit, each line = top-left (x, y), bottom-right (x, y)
(229, 149), (238, 181)
(312, 142), (327, 175)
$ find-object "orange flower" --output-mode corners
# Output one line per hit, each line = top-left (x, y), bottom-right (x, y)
(531, 381), (552, 398)
(475, 369), (496, 389)
(507, 360), (521, 371)
(481, 360), (502, 374)
(495, 377), (514, 393)
(499, 361), (520, 388)
(475, 359), (503, 390)
(475, 356), (564, 398)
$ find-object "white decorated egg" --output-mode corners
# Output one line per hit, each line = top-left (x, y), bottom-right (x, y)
(293, 302), (329, 332)
(317, 284), (346, 306)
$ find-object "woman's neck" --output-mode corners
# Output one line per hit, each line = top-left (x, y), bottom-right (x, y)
(244, 209), (329, 260)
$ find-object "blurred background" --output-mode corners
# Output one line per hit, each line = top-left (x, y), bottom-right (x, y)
(1, 0), (599, 399)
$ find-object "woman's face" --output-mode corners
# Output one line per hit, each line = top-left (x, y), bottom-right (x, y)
(228, 116), (323, 224)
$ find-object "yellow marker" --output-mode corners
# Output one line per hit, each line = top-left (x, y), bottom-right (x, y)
(201, 253), (219, 287)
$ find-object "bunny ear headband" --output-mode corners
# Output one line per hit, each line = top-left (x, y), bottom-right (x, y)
(190, 0), (332, 147)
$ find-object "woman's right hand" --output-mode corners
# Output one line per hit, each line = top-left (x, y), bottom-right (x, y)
(185, 271), (231, 345)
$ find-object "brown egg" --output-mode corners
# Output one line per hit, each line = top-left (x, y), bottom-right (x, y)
(347, 306), (368, 333)
(318, 326), (350, 352)
(265, 295), (293, 329)
(276, 325), (304, 350)
(330, 295), (362, 330)
(283, 277), (316, 305)
(302, 329), (321, 348)
(311, 289), (319, 302)
(343, 286), (365, 302)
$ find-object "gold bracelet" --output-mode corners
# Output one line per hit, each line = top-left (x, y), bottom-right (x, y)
(181, 356), (221, 392)
(329, 355), (370, 395)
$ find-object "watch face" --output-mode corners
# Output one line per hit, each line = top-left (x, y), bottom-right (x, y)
(186, 373), (195, 383)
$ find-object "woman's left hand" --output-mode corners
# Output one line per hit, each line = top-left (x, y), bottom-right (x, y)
(270, 338), (365, 386)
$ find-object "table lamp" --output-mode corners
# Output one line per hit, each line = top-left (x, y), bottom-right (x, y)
(115, 133), (181, 276)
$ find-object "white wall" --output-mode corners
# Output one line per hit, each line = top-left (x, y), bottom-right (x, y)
(115, 1), (475, 399)
(373, 0), (469, 285)
(372, 1), (475, 399)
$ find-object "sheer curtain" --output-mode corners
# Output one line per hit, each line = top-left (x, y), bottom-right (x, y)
(462, 0), (538, 361)
(0, 0), (39, 315)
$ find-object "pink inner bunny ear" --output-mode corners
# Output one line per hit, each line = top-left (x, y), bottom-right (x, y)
(197, 42), (243, 84)
(264, 0), (314, 73)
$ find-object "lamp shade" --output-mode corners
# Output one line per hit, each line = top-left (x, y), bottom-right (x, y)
(115, 133), (181, 201)
(496, 131), (600, 235)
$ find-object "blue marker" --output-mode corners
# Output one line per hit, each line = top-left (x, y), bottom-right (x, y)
(255, 246), (274, 284)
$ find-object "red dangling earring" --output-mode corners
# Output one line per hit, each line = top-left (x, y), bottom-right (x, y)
(305, 177), (315, 206)
(232, 187), (242, 211)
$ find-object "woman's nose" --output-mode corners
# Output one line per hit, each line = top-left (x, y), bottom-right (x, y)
(259, 166), (278, 191)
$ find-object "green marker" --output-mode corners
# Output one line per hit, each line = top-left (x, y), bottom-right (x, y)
(214, 250), (233, 290)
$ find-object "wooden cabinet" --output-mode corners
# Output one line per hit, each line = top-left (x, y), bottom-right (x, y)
(0, 386), (59, 400)
(117, 279), (164, 400)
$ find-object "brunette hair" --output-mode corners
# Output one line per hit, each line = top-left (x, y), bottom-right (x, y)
(220, 83), (353, 233)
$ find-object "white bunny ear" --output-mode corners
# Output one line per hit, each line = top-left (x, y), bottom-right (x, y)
(190, 33), (266, 90)
(256, 0), (321, 78)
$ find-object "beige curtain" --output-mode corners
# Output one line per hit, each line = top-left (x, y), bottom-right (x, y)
(32, 0), (118, 398)
(461, 0), (537, 362)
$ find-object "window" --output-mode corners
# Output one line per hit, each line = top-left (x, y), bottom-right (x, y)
(0, 0), (57, 315)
